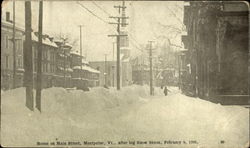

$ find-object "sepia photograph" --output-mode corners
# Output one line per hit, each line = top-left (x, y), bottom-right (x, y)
(1, 0), (249, 147)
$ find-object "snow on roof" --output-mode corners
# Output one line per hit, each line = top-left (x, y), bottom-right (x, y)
(82, 58), (89, 65)
(32, 32), (58, 48)
(122, 57), (130, 62)
(180, 48), (188, 51)
(73, 65), (100, 74)
(2, 20), (25, 32)
(64, 43), (72, 48)
(70, 50), (80, 55)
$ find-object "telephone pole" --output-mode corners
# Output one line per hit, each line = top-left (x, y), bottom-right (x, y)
(148, 41), (155, 96)
(108, 3), (128, 90)
(112, 42), (115, 87)
(79, 25), (83, 80)
(104, 54), (108, 86)
(24, 1), (33, 111)
(12, 0), (16, 88)
(36, 0), (43, 112)
(112, 42), (115, 61)
(178, 53), (181, 90)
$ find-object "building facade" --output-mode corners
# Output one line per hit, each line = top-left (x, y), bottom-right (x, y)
(89, 60), (132, 87)
(71, 52), (100, 88)
(182, 1), (249, 104)
(1, 20), (25, 90)
(1, 13), (100, 90)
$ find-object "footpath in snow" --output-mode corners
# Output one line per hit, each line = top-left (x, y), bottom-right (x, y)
(1, 85), (249, 147)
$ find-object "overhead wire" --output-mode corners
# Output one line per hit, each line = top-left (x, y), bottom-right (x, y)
(76, 1), (108, 24)
(77, 1), (146, 53)
(91, 1), (112, 16)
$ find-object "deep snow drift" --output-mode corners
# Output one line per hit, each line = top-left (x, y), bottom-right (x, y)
(1, 85), (249, 147)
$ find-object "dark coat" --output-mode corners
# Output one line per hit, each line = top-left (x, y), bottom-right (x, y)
(164, 87), (168, 96)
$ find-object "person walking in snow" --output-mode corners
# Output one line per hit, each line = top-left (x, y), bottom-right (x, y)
(164, 86), (170, 96)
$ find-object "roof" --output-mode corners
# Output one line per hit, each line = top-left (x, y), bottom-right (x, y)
(32, 32), (58, 48)
(82, 59), (89, 65)
(1, 20), (25, 32)
(70, 50), (80, 55)
(73, 65), (100, 74)
(2, 21), (59, 48)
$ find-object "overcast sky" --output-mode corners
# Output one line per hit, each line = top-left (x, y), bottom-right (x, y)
(2, 0), (184, 61)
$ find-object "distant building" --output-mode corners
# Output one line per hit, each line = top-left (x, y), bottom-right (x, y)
(54, 40), (73, 87)
(89, 58), (132, 87)
(32, 32), (59, 88)
(71, 51), (100, 88)
(131, 47), (178, 87)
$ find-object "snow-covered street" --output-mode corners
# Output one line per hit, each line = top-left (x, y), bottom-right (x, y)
(1, 85), (249, 147)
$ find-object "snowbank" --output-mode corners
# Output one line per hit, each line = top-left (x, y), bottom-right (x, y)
(1, 85), (249, 147)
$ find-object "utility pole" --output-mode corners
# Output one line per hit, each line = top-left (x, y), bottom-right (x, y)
(79, 25), (83, 80)
(112, 42), (115, 62)
(36, 0), (43, 112)
(24, 1), (33, 111)
(104, 54), (107, 86)
(12, 0), (16, 89)
(148, 41), (155, 96)
(112, 42), (115, 87)
(108, 3), (128, 90)
(178, 53), (181, 90)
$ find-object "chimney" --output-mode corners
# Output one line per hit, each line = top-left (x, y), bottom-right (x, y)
(6, 12), (11, 22)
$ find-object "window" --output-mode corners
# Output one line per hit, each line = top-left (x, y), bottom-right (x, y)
(17, 40), (23, 53)
(33, 46), (37, 59)
(50, 64), (54, 73)
(42, 63), (45, 72)
(46, 50), (48, 59)
(50, 51), (54, 61)
(54, 54), (56, 62)
(18, 57), (22, 68)
(20, 40), (23, 51)
(34, 61), (37, 72)
(46, 63), (48, 73)
(5, 36), (9, 48)
(44, 50), (47, 59)
(46, 63), (49, 73)
(5, 55), (9, 68)
(15, 40), (18, 50)
(42, 50), (44, 60)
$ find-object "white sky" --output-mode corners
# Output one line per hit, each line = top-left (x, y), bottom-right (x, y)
(2, 0), (184, 61)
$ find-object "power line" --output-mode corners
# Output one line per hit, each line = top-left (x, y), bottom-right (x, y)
(77, 2), (118, 34)
(77, 1), (144, 54)
(78, 1), (143, 53)
(91, 1), (112, 16)
(77, 2), (108, 24)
